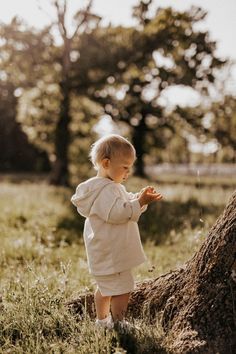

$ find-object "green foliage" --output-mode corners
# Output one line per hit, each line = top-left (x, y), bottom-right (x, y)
(208, 95), (236, 161)
(0, 18), (56, 172)
(173, 94), (236, 163)
(0, 17), (55, 88)
(75, 5), (226, 174)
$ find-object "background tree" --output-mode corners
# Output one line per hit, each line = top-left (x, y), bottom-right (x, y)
(172, 93), (236, 164)
(80, 3), (226, 175)
(0, 1), (101, 184)
(208, 95), (236, 162)
(44, 0), (101, 185)
(0, 18), (52, 171)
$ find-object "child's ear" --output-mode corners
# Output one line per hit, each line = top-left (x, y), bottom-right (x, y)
(101, 158), (110, 169)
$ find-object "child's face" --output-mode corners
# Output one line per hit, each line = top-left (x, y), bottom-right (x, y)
(103, 154), (135, 183)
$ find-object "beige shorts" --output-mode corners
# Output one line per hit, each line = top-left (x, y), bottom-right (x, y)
(93, 269), (135, 296)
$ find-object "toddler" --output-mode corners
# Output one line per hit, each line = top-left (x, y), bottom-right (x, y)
(71, 134), (162, 330)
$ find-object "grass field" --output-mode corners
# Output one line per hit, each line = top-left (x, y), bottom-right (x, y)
(0, 174), (235, 353)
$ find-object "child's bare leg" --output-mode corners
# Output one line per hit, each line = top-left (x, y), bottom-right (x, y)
(94, 287), (111, 320)
(111, 292), (130, 321)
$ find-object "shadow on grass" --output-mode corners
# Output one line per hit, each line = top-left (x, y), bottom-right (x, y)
(56, 199), (222, 246)
(112, 327), (167, 354)
(53, 206), (85, 245)
(139, 199), (222, 244)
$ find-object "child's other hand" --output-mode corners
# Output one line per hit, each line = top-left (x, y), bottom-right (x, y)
(138, 186), (163, 207)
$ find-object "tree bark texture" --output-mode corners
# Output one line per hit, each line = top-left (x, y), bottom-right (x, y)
(67, 191), (236, 353)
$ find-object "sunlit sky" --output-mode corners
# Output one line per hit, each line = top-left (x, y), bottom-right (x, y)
(1, 0), (236, 106)
(1, 0), (236, 60)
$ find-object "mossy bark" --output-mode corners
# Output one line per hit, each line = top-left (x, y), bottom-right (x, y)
(67, 191), (236, 353)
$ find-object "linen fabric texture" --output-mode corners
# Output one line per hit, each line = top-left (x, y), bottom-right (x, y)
(93, 269), (135, 296)
(71, 177), (147, 276)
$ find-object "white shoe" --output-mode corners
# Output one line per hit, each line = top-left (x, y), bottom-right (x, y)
(95, 314), (114, 330)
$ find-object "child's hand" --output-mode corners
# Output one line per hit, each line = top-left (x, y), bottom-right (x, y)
(138, 186), (163, 207)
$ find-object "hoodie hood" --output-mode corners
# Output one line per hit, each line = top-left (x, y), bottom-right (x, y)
(71, 177), (113, 218)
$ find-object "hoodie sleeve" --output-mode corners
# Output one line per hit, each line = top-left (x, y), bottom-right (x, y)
(90, 184), (142, 224)
(123, 188), (148, 213)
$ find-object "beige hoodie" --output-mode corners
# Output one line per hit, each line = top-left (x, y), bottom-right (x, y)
(71, 176), (147, 275)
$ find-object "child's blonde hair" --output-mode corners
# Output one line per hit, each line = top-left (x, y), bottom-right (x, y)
(89, 134), (136, 170)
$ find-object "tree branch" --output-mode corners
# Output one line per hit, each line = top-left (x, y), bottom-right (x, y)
(71, 0), (93, 39)
(54, 0), (67, 38)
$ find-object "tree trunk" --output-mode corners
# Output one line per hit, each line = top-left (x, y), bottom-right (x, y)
(49, 81), (71, 186)
(133, 119), (147, 177)
(67, 191), (236, 353)
(50, 36), (72, 186)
